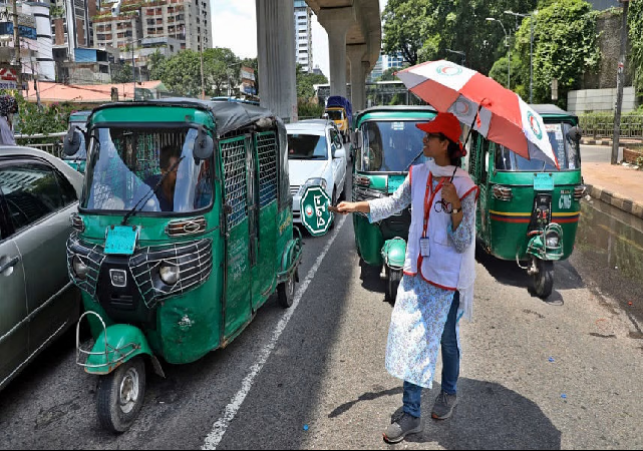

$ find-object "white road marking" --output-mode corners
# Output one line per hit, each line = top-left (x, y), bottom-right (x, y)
(202, 217), (347, 450)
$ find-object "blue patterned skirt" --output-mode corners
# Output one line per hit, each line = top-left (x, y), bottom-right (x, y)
(385, 274), (460, 388)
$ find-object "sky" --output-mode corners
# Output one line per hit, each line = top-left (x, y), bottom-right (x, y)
(211, 0), (388, 77)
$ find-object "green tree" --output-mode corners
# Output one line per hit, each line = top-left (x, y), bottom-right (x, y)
(206, 47), (241, 96)
(296, 64), (328, 99)
(158, 50), (205, 97)
(377, 67), (399, 82)
(382, 0), (430, 65)
(149, 51), (167, 81)
(512, 0), (600, 106)
(629, 1), (643, 94)
(111, 64), (133, 84)
(384, 0), (537, 74)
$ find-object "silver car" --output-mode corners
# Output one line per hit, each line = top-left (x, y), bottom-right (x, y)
(0, 146), (84, 391)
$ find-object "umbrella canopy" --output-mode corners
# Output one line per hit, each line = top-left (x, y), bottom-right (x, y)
(396, 60), (559, 169)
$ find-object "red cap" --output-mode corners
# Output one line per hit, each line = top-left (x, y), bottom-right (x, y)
(416, 112), (467, 156)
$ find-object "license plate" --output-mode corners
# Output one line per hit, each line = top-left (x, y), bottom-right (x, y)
(105, 226), (140, 255)
(534, 173), (554, 192)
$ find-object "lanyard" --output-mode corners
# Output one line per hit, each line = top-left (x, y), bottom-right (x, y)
(422, 173), (446, 238)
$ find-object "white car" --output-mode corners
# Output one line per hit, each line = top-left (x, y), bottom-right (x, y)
(287, 120), (347, 224)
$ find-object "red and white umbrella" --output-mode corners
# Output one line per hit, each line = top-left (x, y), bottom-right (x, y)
(396, 60), (559, 168)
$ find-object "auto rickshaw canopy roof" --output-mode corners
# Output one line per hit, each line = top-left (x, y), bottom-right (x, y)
(89, 98), (279, 138)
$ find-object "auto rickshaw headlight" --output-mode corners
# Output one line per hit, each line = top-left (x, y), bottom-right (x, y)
(72, 256), (89, 279)
(546, 235), (560, 248)
(159, 263), (180, 285)
(299, 178), (327, 195)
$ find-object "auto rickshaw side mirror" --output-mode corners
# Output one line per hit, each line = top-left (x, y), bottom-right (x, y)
(195, 127), (215, 160)
(567, 126), (582, 144)
(63, 127), (82, 156)
(353, 130), (363, 149)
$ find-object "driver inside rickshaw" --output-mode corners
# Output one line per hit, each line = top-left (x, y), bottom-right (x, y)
(144, 145), (181, 212)
(364, 122), (383, 171)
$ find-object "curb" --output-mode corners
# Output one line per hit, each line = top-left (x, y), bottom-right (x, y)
(586, 184), (643, 220)
(581, 138), (643, 147)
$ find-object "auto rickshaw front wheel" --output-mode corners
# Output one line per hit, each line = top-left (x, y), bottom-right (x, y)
(278, 271), (296, 309)
(97, 356), (147, 433)
(531, 259), (554, 299)
(386, 268), (402, 304)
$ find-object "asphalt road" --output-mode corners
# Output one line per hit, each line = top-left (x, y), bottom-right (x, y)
(2, 187), (643, 450)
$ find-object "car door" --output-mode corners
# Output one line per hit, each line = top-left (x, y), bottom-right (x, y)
(0, 176), (28, 390)
(0, 159), (79, 357)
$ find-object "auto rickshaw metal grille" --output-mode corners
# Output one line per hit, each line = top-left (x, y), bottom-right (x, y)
(66, 233), (106, 299)
(256, 132), (278, 208)
(221, 138), (248, 229)
(129, 238), (214, 309)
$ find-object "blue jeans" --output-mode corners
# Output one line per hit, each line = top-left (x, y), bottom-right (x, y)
(403, 292), (460, 418)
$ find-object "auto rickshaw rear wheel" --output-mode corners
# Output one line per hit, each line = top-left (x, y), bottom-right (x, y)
(97, 356), (147, 433)
(532, 259), (554, 299)
(278, 271), (296, 309)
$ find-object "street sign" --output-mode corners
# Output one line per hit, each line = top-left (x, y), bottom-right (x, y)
(299, 186), (333, 237)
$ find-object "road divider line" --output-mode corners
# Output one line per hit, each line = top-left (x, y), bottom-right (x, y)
(202, 217), (347, 450)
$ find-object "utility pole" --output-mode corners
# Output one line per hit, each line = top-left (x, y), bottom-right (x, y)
(530, 15), (534, 104)
(613, 0), (630, 165)
(12, 0), (21, 89)
(131, 44), (136, 101)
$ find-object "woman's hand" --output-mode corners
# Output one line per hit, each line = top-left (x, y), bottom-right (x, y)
(330, 201), (370, 215)
(441, 182), (461, 211)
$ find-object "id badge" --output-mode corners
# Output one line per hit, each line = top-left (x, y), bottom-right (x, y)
(420, 237), (431, 258)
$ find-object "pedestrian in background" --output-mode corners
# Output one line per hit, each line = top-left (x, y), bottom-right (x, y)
(334, 112), (479, 443)
(0, 95), (18, 146)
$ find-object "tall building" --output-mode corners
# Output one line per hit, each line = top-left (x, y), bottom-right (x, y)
(294, 0), (312, 72)
(91, 0), (212, 78)
(92, 0), (212, 54)
(140, 0), (212, 51)
(369, 54), (384, 81)
(385, 53), (406, 70)
(51, 0), (99, 61)
(0, 2), (55, 82)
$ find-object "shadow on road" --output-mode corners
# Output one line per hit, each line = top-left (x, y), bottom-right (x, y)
(329, 379), (562, 450)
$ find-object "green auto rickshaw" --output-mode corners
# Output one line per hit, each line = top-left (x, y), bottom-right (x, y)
(466, 104), (584, 298)
(63, 99), (303, 432)
(351, 106), (437, 301)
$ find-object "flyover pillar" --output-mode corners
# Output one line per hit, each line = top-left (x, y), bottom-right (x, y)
(256, 0), (298, 122)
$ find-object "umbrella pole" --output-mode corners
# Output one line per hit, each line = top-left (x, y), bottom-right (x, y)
(451, 105), (483, 181)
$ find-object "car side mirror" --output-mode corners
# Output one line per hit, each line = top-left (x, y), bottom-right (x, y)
(567, 126), (582, 144)
(195, 126), (215, 160)
(334, 148), (346, 160)
(63, 128), (82, 156)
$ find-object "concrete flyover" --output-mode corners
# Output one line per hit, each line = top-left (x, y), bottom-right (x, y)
(255, 0), (381, 122)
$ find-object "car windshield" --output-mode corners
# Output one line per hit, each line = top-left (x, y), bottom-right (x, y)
(287, 134), (328, 160)
(496, 122), (580, 171)
(82, 127), (214, 213)
(358, 120), (429, 172)
(327, 110), (344, 121)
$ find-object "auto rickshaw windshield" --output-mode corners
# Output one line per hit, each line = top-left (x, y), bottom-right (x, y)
(358, 120), (428, 172)
(326, 110), (344, 121)
(496, 122), (581, 172)
(81, 126), (214, 214)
